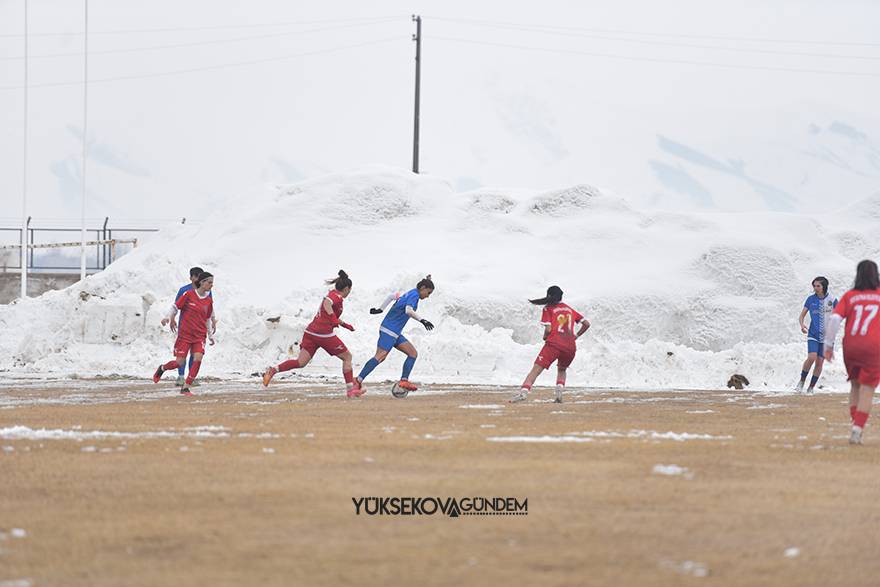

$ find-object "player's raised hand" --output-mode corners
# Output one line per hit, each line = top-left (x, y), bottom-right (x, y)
(420, 319), (434, 331)
(369, 308), (383, 315)
(341, 322), (355, 332)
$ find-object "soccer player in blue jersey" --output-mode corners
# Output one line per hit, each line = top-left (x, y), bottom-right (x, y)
(796, 276), (838, 393)
(171, 267), (216, 386)
(350, 275), (435, 397)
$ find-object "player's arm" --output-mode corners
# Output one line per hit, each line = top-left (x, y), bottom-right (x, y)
(576, 318), (591, 338)
(405, 305), (433, 331)
(823, 313), (844, 362)
(798, 307), (809, 334)
(162, 294), (185, 331)
(370, 292), (400, 314)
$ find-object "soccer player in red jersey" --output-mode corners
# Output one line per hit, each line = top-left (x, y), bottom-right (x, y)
(153, 272), (215, 396)
(510, 285), (590, 403)
(261, 270), (358, 396)
(825, 260), (880, 444)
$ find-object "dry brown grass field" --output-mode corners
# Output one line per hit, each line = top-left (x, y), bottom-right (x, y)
(0, 379), (878, 586)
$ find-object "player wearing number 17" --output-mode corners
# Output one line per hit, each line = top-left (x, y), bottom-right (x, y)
(824, 260), (880, 445)
(510, 286), (590, 404)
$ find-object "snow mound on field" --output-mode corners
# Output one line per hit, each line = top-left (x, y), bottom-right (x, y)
(0, 166), (874, 390)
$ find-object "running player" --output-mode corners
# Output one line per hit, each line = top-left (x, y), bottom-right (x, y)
(796, 276), (837, 393)
(173, 266), (215, 387)
(825, 260), (880, 445)
(352, 275), (435, 396)
(261, 271), (358, 396)
(153, 272), (215, 396)
(510, 286), (590, 403)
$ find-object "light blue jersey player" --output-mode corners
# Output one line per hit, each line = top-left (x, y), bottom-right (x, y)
(173, 267), (214, 386)
(796, 276), (837, 393)
(351, 275), (435, 396)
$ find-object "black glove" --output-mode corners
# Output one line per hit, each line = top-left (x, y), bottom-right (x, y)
(369, 308), (383, 315)
(420, 319), (434, 331)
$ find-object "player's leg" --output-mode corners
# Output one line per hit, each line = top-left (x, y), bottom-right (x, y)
(396, 340), (419, 391)
(188, 352), (199, 386)
(262, 347), (313, 387)
(356, 332), (394, 388)
(185, 351), (204, 386)
(851, 367), (877, 445)
(336, 350), (356, 394)
(512, 346), (556, 403)
(175, 350), (187, 386)
(555, 366), (568, 403)
(797, 347), (817, 392)
(807, 352), (825, 393)
(154, 340), (188, 383)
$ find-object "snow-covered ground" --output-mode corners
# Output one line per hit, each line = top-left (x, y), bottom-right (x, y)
(1, 166), (877, 390)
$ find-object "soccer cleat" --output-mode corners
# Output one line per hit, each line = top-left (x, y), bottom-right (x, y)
(190, 379), (201, 387)
(153, 366), (164, 384)
(794, 381), (805, 393)
(806, 386), (815, 395)
(397, 380), (418, 392)
(554, 391), (563, 404)
(262, 366), (277, 387)
(180, 386), (193, 396)
(509, 389), (528, 403)
(346, 380), (366, 398)
(175, 375), (185, 387)
(850, 426), (864, 445)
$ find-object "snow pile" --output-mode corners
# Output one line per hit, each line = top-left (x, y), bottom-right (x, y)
(0, 166), (877, 390)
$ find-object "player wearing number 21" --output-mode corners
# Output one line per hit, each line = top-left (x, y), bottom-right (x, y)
(510, 285), (590, 404)
(825, 260), (880, 445)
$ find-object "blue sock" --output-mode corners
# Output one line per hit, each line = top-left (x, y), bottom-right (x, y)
(178, 356), (186, 377)
(358, 358), (380, 381)
(188, 353), (194, 373)
(809, 375), (819, 388)
(402, 356), (416, 380)
(800, 370), (808, 382)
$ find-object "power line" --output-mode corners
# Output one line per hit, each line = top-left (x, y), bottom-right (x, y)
(0, 36), (404, 90)
(431, 19), (880, 62)
(425, 15), (880, 49)
(0, 15), (403, 38)
(430, 36), (880, 78)
(0, 18), (400, 60)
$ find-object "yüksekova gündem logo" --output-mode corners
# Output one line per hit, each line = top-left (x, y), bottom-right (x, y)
(352, 496), (528, 518)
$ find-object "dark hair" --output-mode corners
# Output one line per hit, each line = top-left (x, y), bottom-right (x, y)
(854, 260), (880, 291)
(325, 269), (352, 291)
(195, 272), (213, 287)
(812, 276), (829, 296)
(189, 266), (204, 278)
(417, 274), (434, 291)
(530, 285), (563, 306)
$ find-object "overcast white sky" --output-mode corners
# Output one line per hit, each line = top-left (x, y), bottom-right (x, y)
(1, 0), (879, 228)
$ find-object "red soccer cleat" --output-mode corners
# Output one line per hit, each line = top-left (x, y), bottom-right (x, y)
(262, 366), (277, 387)
(347, 380), (366, 398)
(180, 387), (193, 396)
(152, 365), (164, 384)
(397, 380), (418, 392)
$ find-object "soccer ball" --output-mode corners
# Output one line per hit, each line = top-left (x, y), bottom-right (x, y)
(391, 381), (409, 399)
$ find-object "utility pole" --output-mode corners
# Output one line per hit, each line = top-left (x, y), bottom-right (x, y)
(412, 14), (421, 174)
(21, 0), (28, 300)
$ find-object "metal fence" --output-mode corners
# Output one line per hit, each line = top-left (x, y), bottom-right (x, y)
(0, 217), (160, 273)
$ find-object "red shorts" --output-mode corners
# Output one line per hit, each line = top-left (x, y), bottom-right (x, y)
(174, 337), (205, 358)
(844, 349), (880, 387)
(534, 343), (576, 370)
(300, 332), (348, 357)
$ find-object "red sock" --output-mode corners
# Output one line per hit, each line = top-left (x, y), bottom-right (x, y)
(850, 405), (857, 421)
(185, 360), (201, 385)
(277, 359), (301, 372)
(343, 369), (354, 384)
(162, 360), (180, 371)
(521, 383), (532, 390)
(556, 380), (565, 386)
(853, 410), (870, 429)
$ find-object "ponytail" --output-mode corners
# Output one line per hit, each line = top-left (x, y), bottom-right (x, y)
(417, 274), (435, 291)
(325, 269), (352, 291)
(530, 285), (563, 306)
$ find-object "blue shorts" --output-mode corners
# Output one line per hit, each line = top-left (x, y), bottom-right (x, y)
(807, 339), (825, 358)
(377, 329), (408, 351)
